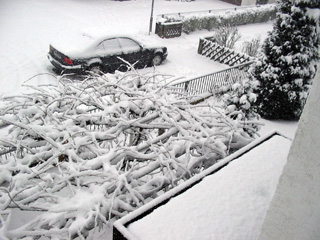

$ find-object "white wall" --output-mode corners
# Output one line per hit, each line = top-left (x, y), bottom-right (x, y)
(258, 74), (320, 239)
(241, 0), (256, 6)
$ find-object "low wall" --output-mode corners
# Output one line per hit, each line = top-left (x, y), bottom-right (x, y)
(257, 70), (320, 240)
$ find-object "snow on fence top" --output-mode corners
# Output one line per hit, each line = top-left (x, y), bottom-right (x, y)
(198, 37), (255, 66)
(169, 61), (253, 97)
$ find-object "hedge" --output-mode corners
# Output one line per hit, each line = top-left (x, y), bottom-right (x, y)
(161, 4), (277, 34)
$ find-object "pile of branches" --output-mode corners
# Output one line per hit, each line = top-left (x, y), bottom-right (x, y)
(0, 71), (258, 239)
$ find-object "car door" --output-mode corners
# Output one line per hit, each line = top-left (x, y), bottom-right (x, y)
(96, 38), (123, 71)
(118, 37), (149, 68)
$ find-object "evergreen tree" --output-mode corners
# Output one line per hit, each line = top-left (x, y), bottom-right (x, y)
(253, 0), (320, 120)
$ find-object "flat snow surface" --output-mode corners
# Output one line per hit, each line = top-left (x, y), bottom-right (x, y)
(128, 135), (292, 240)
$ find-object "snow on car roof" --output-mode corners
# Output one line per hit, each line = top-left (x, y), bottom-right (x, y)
(50, 29), (165, 58)
(50, 32), (148, 55)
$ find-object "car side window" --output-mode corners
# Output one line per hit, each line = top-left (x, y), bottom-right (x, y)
(97, 38), (122, 55)
(118, 38), (141, 53)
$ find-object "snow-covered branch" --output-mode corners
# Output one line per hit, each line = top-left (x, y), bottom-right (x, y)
(0, 71), (258, 239)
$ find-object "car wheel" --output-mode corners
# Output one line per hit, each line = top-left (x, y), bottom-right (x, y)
(89, 64), (103, 75)
(152, 54), (162, 66)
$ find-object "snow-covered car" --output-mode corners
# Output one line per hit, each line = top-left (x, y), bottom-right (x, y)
(47, 36), (168, 74)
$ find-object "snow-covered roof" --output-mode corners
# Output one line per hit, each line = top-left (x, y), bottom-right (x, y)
(113, 131), (292, 240)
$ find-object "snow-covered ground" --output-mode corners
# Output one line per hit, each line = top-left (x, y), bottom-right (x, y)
(127, 134), (292, 240)
(0, 0), (272, 96)
(0, 0), (299, 239)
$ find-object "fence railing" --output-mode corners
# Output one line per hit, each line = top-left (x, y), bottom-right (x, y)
(170, 61), (253, 97)
(198, 37), (254, 66)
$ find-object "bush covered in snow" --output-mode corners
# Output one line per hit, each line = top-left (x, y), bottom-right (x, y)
(242, 36), (262, 57)
(0, 71), (258, 239)
(212, 24), (241, 49)
(170, 4), (277, 34)
(218, 76), (260, 137)
(253, 0), (320, 120)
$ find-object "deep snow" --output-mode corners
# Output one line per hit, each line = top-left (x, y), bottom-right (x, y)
(127, 135), (292, 240)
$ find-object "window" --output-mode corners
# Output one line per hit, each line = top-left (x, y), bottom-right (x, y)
(118, 38), (141, 53)
(97, 38), (122, 55)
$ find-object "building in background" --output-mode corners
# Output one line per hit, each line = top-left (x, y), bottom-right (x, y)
(221, 0), (276, 6)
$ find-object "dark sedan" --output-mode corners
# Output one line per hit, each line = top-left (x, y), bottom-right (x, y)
(47, 36), (168, 74)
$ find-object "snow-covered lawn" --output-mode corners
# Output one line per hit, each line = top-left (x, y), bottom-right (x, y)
(0, 0), (299, 239)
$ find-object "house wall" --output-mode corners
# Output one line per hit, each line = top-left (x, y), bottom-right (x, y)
(220, 0), (242, 6)
(258, 73), (320, 239)
(221, 0), (276, 6)
(241, 0), (257, 6)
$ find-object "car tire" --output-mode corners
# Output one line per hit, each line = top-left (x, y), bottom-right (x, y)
(151, 54), (162, 66)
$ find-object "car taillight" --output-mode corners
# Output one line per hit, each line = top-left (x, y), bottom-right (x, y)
(63, 57), (73, 65)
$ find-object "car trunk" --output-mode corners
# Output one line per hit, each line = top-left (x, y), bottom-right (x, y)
(49, 45), (68, 63)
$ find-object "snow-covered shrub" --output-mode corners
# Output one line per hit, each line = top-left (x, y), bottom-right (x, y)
(242, 36), (261, 57)
(181, 4), (277, 34)
(253, 0), (320, 120)
(218, 77), (260, 137)
(0, 71), (257, 239)
(212, 24), (241, 49)
(182, 16), (200, 33)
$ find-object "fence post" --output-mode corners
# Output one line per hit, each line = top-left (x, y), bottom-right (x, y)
(198, 38), (204, 54)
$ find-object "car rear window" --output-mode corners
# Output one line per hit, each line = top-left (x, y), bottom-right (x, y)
(97, 38), (122, 55)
